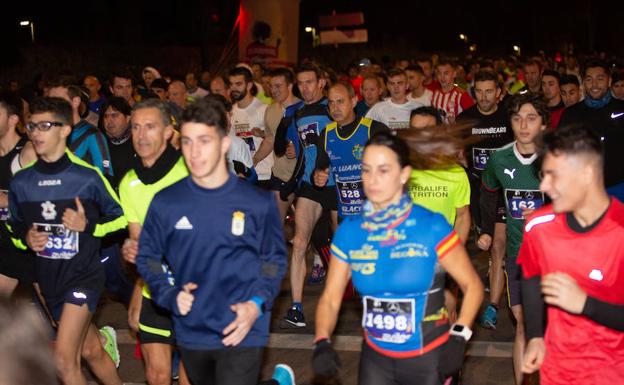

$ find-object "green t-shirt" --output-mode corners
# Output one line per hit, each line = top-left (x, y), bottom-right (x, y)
(119, 157), (189, 225)
(482, 143), (543, 259)
(408, 164), (470, 225)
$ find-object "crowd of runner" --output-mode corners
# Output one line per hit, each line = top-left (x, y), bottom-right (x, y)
(0, 51), (623, 385)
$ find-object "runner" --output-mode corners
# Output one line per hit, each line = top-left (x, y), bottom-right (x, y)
(8, 96), (126, 385)
(559, 74), (581, 107)
(478, 93), (547, 385)
(406, 65), (433, 106)
(135, 97), (287, 384)
(457, 70), (514, 330)
(118, 98), (190, 385)
(313, 131), (483, 385)
(355, 75), (383, 117)
(431, 58), (475, 124)
(518, 125), (624, 384)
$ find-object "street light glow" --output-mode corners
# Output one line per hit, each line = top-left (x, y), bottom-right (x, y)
(513, 45), (520, 52)
(20, 21), (30, 26)
(305, 26), (313, 33)
(459, 33), (467, 41)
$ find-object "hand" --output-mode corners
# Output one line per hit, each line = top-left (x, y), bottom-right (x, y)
(62, 197), (87, 232)
(522, 208), (535, 218)
(122, 238), (139, 264)
(522, 338), (546, 373)
(251, 127), (265, 138)
(222, 301), (260, 346)
(541, 272), (587, 314)
(176, 282), (197, 316)
(26, 224), (49, 252)
(313, 168), (329, 187)
(477, 234), (492, 251)
(439, 335), (467, 378)
(312, 339), (341, 378)
(0, 191), (8, 208)
(285, 142), (296, 159)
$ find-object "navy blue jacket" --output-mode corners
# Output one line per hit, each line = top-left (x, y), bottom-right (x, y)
(136, 174), (287, 350)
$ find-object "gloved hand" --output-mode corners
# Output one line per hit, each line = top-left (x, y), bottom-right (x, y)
(312, 338), (341, 377)
(439, 335), (467, 378)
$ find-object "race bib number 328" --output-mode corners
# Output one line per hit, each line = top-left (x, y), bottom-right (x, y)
(362, 296), (415, 344)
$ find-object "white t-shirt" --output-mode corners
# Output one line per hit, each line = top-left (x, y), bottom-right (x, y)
(231, 98), (273, 180)
(408, 88), (433, 107)
(227, 134), (254, 174)
(365, 99), (423, 133)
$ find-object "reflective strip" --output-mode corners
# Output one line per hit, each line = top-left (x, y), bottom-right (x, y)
(142, 285), (152, 299)
(138, 323), (171, 338)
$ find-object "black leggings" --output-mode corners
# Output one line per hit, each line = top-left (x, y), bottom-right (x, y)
(358, 342), (443, 385)
(180, 346), (262, 385)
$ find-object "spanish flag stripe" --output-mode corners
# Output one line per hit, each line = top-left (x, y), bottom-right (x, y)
(435, 231), (460, 259)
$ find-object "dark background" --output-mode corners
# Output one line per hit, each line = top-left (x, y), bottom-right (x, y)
(1, 0), (622, 82)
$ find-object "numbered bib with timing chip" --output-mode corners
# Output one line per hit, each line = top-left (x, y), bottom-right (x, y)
(362, 296), (416, 344)
(505, 189), (544, 219)
(337, 179), (363, 205)
(472, 147), (498, 171)
(34, 223), (79, 260)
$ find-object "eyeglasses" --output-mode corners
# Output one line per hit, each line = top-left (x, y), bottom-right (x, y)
(25, 121), (65, 132)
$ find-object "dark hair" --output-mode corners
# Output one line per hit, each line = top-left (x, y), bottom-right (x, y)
(416, 57), (433, 66)
(507, 93), (550, 127)
(474, 70), (500, 84)
(98, 96), (131, 130)
(109, 70), (134, 87)
(211, 73), (230, 88)
(541, 69), (561, 83)
(400, 122), (471, 169)
(410, 106), (443, 125)
(132, 98), (174, 128)
(270, 67), (295, 85)
(0, 91), (23, 121)
(523, 59), (542, 71)
(47, 76), (86, 102)
(365, 132), (411, 168)
(611, 70), (624, 84)
(29, 97), (73, 126)
(362, 74), (382, 88)
(560, 74), (580, 87)
(181, 97), (228, 137)
(387, 67), (406, 79)
(204, 93), (232, 113)
(229, 67), (254, 84)
(436, 57), (455, 68)
(582, 59), (610, 78)
(542, 124), (603, 166)
(295, 62), (323, 80)
(405, 65), (424, 75)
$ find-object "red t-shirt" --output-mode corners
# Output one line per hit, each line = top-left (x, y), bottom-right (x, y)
(517, 198), (624, 385)
(431, 86), (475, 123)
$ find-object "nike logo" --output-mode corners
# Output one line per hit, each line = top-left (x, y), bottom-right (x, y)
(611, 112), (624, 119)
(504, 168), (516, 179)
(175, 216), (193, 230)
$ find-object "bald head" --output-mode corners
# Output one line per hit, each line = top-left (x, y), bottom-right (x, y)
(168, 80), (187, 109)
(328, 82), (357, 126)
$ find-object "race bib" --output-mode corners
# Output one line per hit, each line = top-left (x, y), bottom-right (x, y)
(234, 122), (252, 138)
(472, 147), (498, 171)
(362, 296), (415, 344)
(336, 179), (363, 205)
(298, 122), (318, 147)
(505, 189), (544, 219)
(34, 223), (79, 260)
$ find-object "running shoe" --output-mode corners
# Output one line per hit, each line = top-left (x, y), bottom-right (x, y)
(99, 325), (120, 368)
(279, 306), (306, 329)
(480, 304), (498, 330)
(307, 263), (326, 284)
(272, 363), (296, 385)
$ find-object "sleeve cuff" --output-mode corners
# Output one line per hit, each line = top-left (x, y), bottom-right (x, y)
(249, 296), (264, 315)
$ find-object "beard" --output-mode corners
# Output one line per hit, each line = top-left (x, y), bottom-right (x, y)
(230, 89), (247, 102)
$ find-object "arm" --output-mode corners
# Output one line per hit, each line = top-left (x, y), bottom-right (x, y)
(18, 141), (37, 167)
(253, 135), (274, 167)
(454, 205), (471, 245)
(315, 255), (352, 341)
(7, 183), (29, 250)
(87, 172), (127, 237)
(87, 132), (114, 177)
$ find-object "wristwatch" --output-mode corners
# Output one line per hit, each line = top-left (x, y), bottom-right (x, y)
(449, 323), (473, 341)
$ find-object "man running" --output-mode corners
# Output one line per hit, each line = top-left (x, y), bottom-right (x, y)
(136, 97), (287, 384)
(431, 58), (475, 123)
(519, 125), (624, 384)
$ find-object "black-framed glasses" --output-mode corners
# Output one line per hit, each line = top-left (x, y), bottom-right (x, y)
(25, 121), (65, 132)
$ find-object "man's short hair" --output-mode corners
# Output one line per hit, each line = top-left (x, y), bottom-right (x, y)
(410, 106), (444, 125)
(102, 96), (132, 116)
(405, 65), (424, 75)
(330, 82), (356, 99)
(229, 67), (254, 84)
(362, 74), (382, 88)
(387, 67), (406, 79)
(109, 70), (134, 86)
(0, 91), (23, 121)
(181, 97), (228, 137)
(29, 97), (73, 126)
(611, 70), (624, 84)
(474, 70), (500, 85)
(204, 93), (232, 113)
(295, 62), (323, 80)
(416, 57), (433, 66)
(582, 59), (610, 78)
(541, 69), (561, 83)
(507, 93), (550, 127)
(560, 74), (580, 87)
(523, 58), (542, 71)
(542, 125), (603, 166)
(270, 67), (295, 85)
(47, 76), (85, 101)
(436, 57), (455, 68)
(211, 74), (230, 88)
(132, 98), (173, 128)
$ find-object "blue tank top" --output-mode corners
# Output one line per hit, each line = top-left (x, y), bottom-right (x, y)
(325, 118), (372, 217)
(331, 194), (460, 358)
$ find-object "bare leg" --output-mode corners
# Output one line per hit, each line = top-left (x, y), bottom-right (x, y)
(0, 274), (18, 299)
(489, 223), (507, 305)
(81, 323), (122, 385)
(290, 197), (323, 303)
(142, 343), (172, 385)
(55, 303), (94, 385)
